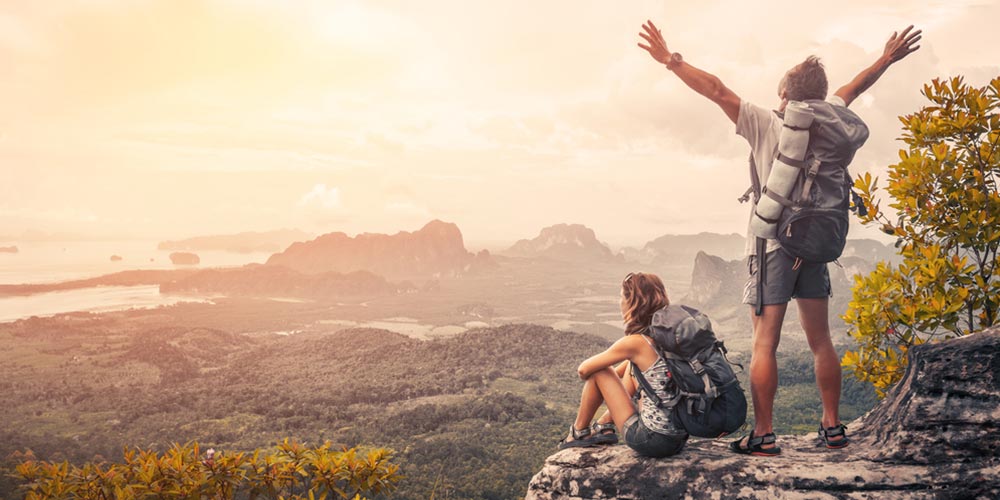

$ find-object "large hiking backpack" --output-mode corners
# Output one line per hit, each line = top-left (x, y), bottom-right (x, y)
(633, 304), (747, 438)
(743, 99), (870, 264)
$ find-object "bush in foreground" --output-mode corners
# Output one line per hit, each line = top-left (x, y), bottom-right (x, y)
(15, 439), (400, 500)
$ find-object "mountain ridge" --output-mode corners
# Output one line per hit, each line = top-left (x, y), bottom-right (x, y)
(502, 224), (620, 263)
(265, 220), (491, 279)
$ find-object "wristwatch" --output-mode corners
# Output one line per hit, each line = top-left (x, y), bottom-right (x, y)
(665, 52), (683, 71)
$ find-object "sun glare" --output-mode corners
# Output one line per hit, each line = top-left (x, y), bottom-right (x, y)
(312, 2), (382, 47)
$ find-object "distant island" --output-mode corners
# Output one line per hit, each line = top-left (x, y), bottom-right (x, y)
(267, 220), (492, 280)
(158, 229), (312, 254)
(170, 252), (200, 265)
(160, 264), (396, 299)
(0, 269), (200, 296)
(0, 246), (17, 254)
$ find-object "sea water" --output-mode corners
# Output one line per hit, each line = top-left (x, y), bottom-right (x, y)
(0, 240), (270, 322)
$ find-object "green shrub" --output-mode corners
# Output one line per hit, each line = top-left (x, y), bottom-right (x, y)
(845, 75), (1000, 395)
(15, 439), (400, 500)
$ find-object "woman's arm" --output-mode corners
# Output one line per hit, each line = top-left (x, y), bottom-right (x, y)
(578, 336), (639, 380)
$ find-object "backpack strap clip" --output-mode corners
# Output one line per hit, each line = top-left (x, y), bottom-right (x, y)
(850, 189), (869, 217)
(700, 373), (717, 399)
(799, 157), (823, 202)
(776, 152), (807, 169)
(688, 358), (705, 376)
(762, 186), (796, 208)
(716, 341), (745, 373)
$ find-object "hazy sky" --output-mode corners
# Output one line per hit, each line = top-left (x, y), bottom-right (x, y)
(1, 0), (998, 249)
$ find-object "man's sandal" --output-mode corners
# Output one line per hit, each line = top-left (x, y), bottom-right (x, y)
(818, 423), (849, 449)
(590, 421), (619, 445)
(729, 430), (782, 456)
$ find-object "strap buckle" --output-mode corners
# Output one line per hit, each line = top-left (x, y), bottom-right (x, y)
(689, 359), (705, 375)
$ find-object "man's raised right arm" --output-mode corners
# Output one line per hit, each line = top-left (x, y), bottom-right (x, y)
(638, 20), (740, 124)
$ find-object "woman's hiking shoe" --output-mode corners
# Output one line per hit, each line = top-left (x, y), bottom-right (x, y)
(819, 423), (849, 449)
(558, 423), (617, 449)
(590, 421), (619, 445)
(729, 430), (781, 456)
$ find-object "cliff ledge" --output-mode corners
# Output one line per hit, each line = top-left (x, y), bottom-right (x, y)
(526, 327), (1000, 499)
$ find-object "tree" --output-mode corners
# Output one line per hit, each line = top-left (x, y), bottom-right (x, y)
(843, 75), (1000, 396)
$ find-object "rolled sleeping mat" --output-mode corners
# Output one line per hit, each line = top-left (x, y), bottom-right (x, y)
(749, 100), (815, 239)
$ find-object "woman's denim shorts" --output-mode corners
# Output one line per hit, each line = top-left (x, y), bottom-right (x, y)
(623, 413), (688, 458)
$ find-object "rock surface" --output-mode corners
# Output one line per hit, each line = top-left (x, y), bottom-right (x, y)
(526, 327), (1000, 499)
(685, 251), (743, 308)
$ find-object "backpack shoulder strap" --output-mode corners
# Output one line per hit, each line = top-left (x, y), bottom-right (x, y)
(749, 153), (762, 202)
(740, 110), (784, 204)
(738, 153), (762, 204)
(633, 318), (673, 407)
(638, 333), (662, 356)
(631, 364), (664, 407)
(630, 352), (681, 410)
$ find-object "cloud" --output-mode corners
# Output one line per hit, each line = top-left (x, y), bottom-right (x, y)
(2, 0), (998, 244)
(385, 201), (432, 219)
(297, 184), (342, 209)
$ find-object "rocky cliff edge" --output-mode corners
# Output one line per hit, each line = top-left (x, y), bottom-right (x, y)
(526, 327), (1000, 499)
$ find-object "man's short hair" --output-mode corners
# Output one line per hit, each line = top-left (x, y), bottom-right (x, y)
(780, 56), (828, 101)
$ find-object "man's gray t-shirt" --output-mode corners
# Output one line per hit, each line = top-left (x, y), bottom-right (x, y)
(735, 95), (848, 257)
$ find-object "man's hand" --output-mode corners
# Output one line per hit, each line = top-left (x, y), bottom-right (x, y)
(636, 19), (740, 123)
(637, 20), (671, 65)
(881, 25), (922, 65)
(834, 25), (922, 107)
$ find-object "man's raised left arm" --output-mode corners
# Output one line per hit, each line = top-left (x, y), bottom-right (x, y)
(834, 25), (922, 107)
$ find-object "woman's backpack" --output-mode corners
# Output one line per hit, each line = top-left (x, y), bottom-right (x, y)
(633, 304), (747, 438)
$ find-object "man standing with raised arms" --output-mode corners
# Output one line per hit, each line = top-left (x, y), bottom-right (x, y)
(637, 21), (921, 455)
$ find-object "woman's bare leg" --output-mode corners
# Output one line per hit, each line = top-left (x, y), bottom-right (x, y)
(571, 366), (636, 433)
(572, 376), (605, 431)
(596, 362), (634, 426)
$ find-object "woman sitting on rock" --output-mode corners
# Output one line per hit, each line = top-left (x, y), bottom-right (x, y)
(560, 272), (687, 457)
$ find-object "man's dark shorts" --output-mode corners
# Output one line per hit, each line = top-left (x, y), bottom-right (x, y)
(742, 249), (831, 306)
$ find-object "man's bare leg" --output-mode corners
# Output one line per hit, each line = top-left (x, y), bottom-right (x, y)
(797, 297), (841, 428)
(744, 303), (787, 447)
